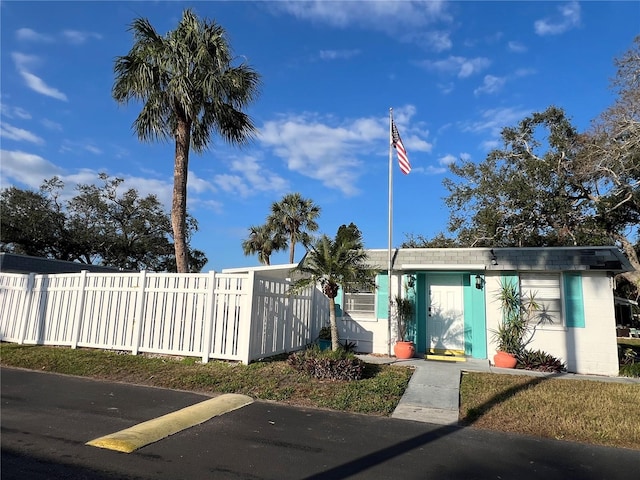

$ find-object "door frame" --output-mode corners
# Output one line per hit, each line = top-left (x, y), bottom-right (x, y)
(414, 271), (488, 359)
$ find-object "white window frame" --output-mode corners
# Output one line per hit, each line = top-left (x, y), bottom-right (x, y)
(343, 287), (375, 318)
(519, 272), (566, 330)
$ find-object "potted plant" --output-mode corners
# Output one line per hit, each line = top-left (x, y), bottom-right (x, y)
(393, 295), (415, 359)
(491, 280), (538, 368)
(317, 326), (332, 351)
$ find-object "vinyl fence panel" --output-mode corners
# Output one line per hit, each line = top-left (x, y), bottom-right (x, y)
(0, 269), (330, 364)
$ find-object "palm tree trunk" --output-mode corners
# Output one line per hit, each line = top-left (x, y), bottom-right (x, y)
(289, 232), (295, 264)
(172, 119), (191, 273)
(329, 297), (339, 351)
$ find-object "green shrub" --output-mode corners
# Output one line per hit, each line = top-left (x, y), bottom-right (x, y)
(287, 345), (365, 381)
(619, 363), (640, 378)
(618, 346), (639, 365)
(517, 349), (566, 372)
(618, 344), (639, 377)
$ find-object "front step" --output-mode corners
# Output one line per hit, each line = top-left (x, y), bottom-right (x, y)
(426, 348), (466, 362)
(425, 354), (466, 362)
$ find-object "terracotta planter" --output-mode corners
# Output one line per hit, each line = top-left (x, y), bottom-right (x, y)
(394, 341), (415, 359)
(493, 351), (517, 368)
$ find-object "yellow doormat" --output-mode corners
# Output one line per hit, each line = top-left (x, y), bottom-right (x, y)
(86, 393), (253, 453)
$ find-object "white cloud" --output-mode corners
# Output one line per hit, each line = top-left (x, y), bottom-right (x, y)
(15, 27), (101, 45)
(187, 171), (216, 194)
(438, 154), (456, 166)
(259, 109), (430, 195)
(62, 30), (103, 44)
(437, 82), (454, 94)
(270, 0), (451, 34)
(534, 1), (581, 36)
(508, 41), (527, 53)
(11, 52), (39, 70)
(59, 140), (104, 155)
(461, 106), (532, 146)
(260, 115), (372, 196)
(474, 75), (507, 96)
(84, 145), (103, 155)
(41, 119), (63, 131)
(208, 155), (288, 199)
(0, 103), (32, 120)
(0, 150), (214, 215)
(418, 56), (491, 78)
(11, 52), (68, 101)
(16, 28), (53, 42)
(319, 49), (361, 60)
(419, 153), (456, 175)
(424, 31), (452, 52)
(0, 123), (45, 145)
(420, 165), (447, 175)
(0, 150), (63, 189)
(19, 71), (68, 101)
(408, 30), (452, 52)
(62, 170), (176, 209)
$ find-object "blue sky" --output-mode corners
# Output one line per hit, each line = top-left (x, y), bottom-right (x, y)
(1, 1), (638, 271)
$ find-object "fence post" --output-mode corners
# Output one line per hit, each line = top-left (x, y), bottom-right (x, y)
(201, 271), (216, 363)
(18, 273), (36, 344)
(70, 270), (89, 349)
(131, 270), (147, 355)
(285, 282), (294, 352)
(240, 271), (256, 364)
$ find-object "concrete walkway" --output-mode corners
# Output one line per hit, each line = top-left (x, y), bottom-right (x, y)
(357, 355), (640, 426)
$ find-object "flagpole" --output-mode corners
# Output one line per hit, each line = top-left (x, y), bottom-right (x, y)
(387, 107), (393, 356)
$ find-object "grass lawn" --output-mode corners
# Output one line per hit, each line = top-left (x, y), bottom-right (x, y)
(1, 343), (638, 450)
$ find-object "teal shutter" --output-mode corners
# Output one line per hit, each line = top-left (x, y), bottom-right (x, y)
(564, 273), (585, 328)
(500, 273), (519, 322)
(501, 273), (519, 291)
(377, 273), (389, 319)
(335, 287), (343, 317)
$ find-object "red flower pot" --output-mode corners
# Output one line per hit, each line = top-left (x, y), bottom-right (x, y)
(394, 341), (415, 359)
(493, 351), (517, 368)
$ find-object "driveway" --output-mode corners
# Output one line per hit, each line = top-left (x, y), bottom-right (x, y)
(2, 367), (638, 480)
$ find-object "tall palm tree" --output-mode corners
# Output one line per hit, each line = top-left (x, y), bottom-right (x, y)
(112, 9), (260, 272)
(241, 224), (286, 266)
(290, 229), (375, 351)
(268, 193), (320, 264)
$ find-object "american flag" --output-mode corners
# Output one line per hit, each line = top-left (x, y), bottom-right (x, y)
(392, 121), (411, 175)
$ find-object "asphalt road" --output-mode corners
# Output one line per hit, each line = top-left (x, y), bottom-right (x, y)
(2, 367), (639, 480)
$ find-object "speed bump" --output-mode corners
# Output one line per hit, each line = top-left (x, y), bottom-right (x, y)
(86, 393), (253, 453)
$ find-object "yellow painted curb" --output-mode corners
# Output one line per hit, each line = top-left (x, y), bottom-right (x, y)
(86, 393), (253, 453)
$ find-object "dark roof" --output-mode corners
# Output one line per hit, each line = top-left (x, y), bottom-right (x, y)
(0, 253), (127, 274)
(364, 246), (633, 272)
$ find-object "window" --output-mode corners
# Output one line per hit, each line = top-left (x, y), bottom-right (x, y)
(343, 287), (375, 316)
(520, 273), (562, 326)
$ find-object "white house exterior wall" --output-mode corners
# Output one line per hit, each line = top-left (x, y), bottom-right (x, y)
(337, 273), (401, 355)
(527, 274), (618, 376)
(485, 272), (619, 376)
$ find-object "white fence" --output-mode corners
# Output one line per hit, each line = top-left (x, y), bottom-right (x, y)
(0, 270), (329, 364)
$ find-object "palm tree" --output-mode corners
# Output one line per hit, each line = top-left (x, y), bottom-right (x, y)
(112, 9), (260, 272)
(241, 224), (286, 265)
(268, 193), (320, 264)
(290, 228), (375, 351)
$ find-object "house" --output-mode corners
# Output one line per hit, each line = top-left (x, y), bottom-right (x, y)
(0, 253), (126, 274)
(331, 246), (633, 376)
